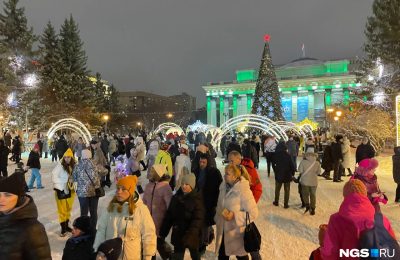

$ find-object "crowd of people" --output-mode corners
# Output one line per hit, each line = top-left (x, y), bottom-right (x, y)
(0, 128), (399, 259)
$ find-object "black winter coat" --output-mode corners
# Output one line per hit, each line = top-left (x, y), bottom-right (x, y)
(56, 138), (69, 158)
(27, 151), (41, 170)
(356, 143), (375, 164)
(321, 145), (333, 171)
(272, 144), (295, 183)
(0, 196), (51, 260)
(12, 139), (21, 153)
(330, 142), (343, 162)
(160, 189), (204, 250)
(0, 145), (10, 167)
(62, 234), (95, 260)
(194, 166), (222, 226)
(242, 142), (258, 166)
(226, 142), (241, 156)
(393, 154), (400, 184)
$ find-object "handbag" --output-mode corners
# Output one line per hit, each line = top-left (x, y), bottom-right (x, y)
(54, 188), (71, 200)
(244, 212), (261, 252)
(84, 169), (105, 198)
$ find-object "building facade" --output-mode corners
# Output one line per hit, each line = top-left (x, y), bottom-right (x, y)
(202, 58), (361, 126)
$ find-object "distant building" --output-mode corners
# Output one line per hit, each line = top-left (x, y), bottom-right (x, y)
(202, 57), (362, 126)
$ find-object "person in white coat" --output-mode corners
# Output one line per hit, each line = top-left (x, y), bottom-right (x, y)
(135, 136), (147, 171)
(52, 148), (76, 237)
(174, 144), (191, 191)
(93, 175), (156, 260)
(341, 136), (353, 176)
(146, 140), (160, 178)
(214, 164), (258, 260)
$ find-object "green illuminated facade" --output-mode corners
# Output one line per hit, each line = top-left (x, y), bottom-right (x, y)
(203, 58), (361, 126)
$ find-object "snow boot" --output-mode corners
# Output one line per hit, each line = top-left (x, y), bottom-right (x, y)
(65, 220), (73, 233)
(273, 201), (279, 206)
(60, 222), (67, 237)
(310, 208), (315, 215)
(304, 205), (310, 214)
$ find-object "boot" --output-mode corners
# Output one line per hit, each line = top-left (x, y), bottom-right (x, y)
(304, 205), (310, 214)
(65, 220), (73, 233)
(60, 222), (67, 237)
(310, 208), (315, 215)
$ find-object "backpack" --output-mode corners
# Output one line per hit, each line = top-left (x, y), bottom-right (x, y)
(359, 212), (400, 260)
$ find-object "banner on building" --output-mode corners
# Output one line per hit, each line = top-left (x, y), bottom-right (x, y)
(281, 96), (292, 121)
(297, 95), (308, 121)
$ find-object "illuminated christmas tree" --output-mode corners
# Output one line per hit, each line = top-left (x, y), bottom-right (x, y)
(251, 34), (283, 121)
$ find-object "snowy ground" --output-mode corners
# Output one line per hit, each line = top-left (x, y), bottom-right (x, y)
(11, 148), (400, 259)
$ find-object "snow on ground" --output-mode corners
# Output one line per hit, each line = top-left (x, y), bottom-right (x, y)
(11, 149), (400, 259)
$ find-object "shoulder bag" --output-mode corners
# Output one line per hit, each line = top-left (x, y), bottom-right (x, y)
(84, 169), (105, 197)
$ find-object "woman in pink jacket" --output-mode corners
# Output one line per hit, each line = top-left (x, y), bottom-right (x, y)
(321, 179), (396, 260)
(143, 164), (173, 259)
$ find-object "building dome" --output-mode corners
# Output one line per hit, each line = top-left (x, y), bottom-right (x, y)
(280, 57), (324, 68)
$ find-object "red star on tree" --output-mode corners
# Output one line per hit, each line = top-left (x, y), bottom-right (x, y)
(263, 34), (271, 42)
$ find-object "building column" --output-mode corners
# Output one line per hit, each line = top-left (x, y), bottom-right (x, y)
(247, 94), (252, 114)
(308, 90), (315, 120)
(207, 96), (211, 124)
(291, 91), (298, 122)
(325, 89), (332, 107)
(233, 94), (238, 117)
(343, 88), (350, 106)
(219, 96), (225, 126)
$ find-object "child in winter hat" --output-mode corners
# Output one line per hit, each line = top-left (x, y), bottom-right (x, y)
(62, 216), (94, 259)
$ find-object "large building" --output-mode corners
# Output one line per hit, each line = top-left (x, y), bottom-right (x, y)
(202, 58), (361, 126)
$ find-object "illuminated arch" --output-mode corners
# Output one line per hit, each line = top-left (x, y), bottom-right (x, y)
(214, 114), (288, 146)
(47, 118), (92, 144)
(153, 122), (184, 136)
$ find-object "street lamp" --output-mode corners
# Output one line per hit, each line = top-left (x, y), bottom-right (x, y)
(166, 113), (173, 119)
(137, 122), (142, 130)
(335, 111), (342, 117)
(103, 114), (110, 133)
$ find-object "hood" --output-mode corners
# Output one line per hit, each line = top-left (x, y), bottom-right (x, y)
(0, 196), (38, 227)
(338, 193), (374, 228)
(305, 154), (317, 162)
(241, 158), (255, 169)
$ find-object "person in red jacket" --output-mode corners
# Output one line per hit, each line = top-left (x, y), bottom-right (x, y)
(228, 150), (262, 203)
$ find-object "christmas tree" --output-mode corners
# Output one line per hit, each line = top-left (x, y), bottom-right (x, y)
(251, 34), (283, 121)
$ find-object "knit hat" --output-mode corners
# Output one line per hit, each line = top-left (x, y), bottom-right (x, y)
(181, 173), (196, 190)
(81, 149), (92, 159)
(33, 143), (40, 150)
(0, 172), (26, 196)
(343, 179), (367, 197)
(152, 164), (167, 178)
(358, 158), (379, 171)
(73, 216), (91, 234)
(117, 175), (138, 195)
(180, 144), (189, 151)
(63, 148), (74, 158)
(97, 237), (123, 260)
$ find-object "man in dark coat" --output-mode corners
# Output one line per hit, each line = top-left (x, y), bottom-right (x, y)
(392, 147), (400, 202)
(242, 139), (259, 169)
(0, 173), (52, 259)
(0, 139), (10, 177)
(272, 141), (296, 208)
(12, 136), (22, 163)
(193, 153), (222, 254)
(56, 135), (69, 160)
(4, 131), (12, 148)
(100, 135), (110, 159)
(355, 137), (375, 164)
(226, 137), (241, 157)
(331, 135), (344, 182)
(321, 142), (333, 180)
(160, 173), (204, 260)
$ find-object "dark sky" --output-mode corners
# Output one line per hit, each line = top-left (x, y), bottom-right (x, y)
(20, 0), (373, 107)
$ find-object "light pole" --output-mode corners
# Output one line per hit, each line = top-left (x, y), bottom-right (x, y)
(103, 114), (110, 133)
(166, 113), (173, 120)
(137, 122), (142, 131)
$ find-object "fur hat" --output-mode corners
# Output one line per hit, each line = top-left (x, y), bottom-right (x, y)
(73, 216), (91, 234)
(117, 176), (138, 196)
(97, 237), (123, 260)
(81, 149), (92, 159)
(358, 158), (379, 171)
(181, 173), (196, 190)
(63, 148), (74, 158)
(0, 172), (26, 196)
(343, 179), (367, 197)
(152, 164), (167, 178)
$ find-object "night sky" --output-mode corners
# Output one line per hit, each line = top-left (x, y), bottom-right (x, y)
(20, 0), (373, 107)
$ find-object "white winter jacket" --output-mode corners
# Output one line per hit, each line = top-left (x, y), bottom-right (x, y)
(174, 154), (191, 189)
(93, 197), (157, 260)
(341, 139), (352, 169)
(214, 177), (258, 256)
(51, 163), (70, 194)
